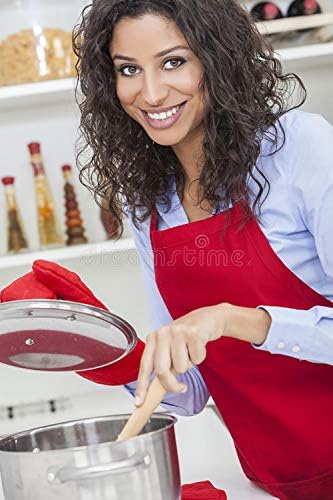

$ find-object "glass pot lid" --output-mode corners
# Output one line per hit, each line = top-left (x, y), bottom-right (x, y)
(0, 300), (137, 372)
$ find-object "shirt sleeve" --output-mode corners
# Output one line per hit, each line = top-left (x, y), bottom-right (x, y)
(124, 215), (210, 415)
(255, 113), (333, 365)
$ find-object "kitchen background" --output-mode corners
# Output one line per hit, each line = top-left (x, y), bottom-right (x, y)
(0, 1), (332, 498)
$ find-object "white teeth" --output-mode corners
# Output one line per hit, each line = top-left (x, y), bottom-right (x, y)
(147, 105), (181, 121)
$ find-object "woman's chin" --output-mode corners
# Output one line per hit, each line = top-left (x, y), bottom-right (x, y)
(148, 131), (186, 147)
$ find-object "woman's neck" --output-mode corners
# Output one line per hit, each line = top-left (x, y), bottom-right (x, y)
(172, 127), (213, 218)
(172, 126), (204, 186)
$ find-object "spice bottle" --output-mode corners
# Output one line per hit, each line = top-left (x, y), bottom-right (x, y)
(1, 176), (29, 254)
(62, 164), (88, 246)
(100, 197), (122, 240)
(28, 142), (64, 249)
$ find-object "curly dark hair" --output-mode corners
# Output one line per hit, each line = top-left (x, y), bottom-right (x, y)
(73, 0), (306, 234)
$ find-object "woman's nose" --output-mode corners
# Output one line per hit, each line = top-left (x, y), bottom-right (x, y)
(141, 73), (169, 107)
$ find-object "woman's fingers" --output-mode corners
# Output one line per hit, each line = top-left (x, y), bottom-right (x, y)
(135, 320), (210, 406)
(154, 327), (187, 393)
(158, 370), (187, 394)
(170, 326), (191, 374)
(135, 333), (156, 406)
(188, 336), (207, 366)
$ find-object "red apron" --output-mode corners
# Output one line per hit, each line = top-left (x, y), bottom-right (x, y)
(150, 202), (333, 500)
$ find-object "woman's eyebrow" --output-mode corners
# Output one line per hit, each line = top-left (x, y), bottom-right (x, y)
(113, 45), (190, 62)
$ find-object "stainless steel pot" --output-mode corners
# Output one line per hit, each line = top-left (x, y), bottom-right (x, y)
(0, 413), (181, 500)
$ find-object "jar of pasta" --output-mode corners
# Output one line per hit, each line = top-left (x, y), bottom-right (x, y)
(0, 0), (87, 87)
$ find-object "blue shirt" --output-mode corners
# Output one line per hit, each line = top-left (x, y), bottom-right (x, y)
(125, 110), (333, 416)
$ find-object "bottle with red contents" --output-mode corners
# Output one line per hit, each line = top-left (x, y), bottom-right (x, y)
(287, 0), (322, 17)
(250, 2), (283, 21)
(1, 176), (29, 254)
(28, 142), (64, 249)
(62, 164), (88, 246)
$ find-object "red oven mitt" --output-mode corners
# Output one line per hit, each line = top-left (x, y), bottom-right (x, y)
(182, 481), (227, 499)
(0, 259), (145, 385)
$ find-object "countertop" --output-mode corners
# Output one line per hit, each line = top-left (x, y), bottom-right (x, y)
(0, 388), (277, 500)
(177, 406), (277, 500)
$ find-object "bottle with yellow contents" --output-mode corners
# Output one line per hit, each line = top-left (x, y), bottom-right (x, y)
(28, 142), (64, 249)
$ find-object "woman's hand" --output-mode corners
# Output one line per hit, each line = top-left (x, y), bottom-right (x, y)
(135, 303), (232, 406)
(135, 303), (271, 406)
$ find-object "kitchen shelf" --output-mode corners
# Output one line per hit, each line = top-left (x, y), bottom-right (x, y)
(276, 40), (333, 62)
(256, 13), (333, 36)
(0, 237), (136, 270)
(0, 78), (77, 112)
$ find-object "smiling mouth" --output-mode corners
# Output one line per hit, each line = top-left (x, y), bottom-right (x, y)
(143, 102), (185, 121)
(142, 102), (186, 129)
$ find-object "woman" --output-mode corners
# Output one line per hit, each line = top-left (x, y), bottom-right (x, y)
(73, 1), (333, 498)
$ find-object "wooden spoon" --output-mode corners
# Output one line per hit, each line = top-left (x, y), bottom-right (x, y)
(117, 377), (167, 441)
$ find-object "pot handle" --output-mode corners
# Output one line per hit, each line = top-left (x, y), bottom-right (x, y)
(47, 452), (151, 484)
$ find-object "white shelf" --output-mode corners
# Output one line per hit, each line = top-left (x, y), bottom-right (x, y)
(277, 41), (333, 62)
(0, 237), (136, 270)
(0, 78), (77, 112)
(256, 13), (333, 36)
(253, 12), (333, 66)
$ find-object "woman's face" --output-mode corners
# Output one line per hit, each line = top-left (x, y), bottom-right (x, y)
(111, 14), (205, 147)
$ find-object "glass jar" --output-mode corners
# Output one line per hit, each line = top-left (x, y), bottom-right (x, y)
(28, 142), (64, 249)
(62, 164), (88, 246)
(1, 176), (29, 254)
(0, 0), (87, 87)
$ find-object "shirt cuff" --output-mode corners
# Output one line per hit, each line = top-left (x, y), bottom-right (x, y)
(253, 306), (317, 361)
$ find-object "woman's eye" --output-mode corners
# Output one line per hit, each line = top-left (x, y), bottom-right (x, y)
(164, 58), (185, 70)
(116, 58), (185, 76)
(118, 66), (139, 77)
